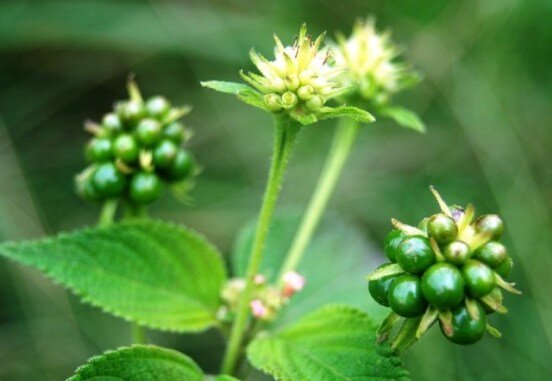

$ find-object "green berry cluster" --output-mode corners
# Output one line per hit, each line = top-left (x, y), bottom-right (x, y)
(369, 187), (520, 347)
(75, 80), (197, 206)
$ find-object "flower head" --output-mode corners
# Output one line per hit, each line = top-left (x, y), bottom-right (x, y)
(282, 271), (306, 298)
(333, 18), (419, 105)
(241, 24), (345, 116)
(202, 24), (374, 126)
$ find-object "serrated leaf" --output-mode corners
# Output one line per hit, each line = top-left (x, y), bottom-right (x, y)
(232, 213), (387, 327)
(67, 345), (203, 381)
(247, 305), (410, 381)
(201, 80), (251, 94)
(319, 106), (375, 123)
(379, 106), (426, 133)
(0, 220), (226, 332)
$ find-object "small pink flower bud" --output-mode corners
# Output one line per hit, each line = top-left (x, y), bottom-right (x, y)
(250, 299), (268, 319)
(254, 274), (266, 285)
(282, 271), (306, 298)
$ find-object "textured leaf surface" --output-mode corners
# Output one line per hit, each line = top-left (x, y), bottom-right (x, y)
(247, 305), (410, 381)
(0, 220), (226, 332)
(67, 345), (203, 380)
(233, 213), (386, 328)
(379, 106), (426, 133)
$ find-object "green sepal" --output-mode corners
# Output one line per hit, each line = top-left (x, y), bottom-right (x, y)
(379, 105), (426, 133)
(201, 80), (269, 112)
(318, 105), (376, 123)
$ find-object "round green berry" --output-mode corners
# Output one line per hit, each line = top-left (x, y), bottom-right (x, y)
(462, 260), (495, 298)
(116, 100), (145, 125)
(163, 122), (186, 144)
(474, 214), (504, 240)
(368, 264), (398, 307)
(129, 172), (163, 204)
(384, 229), (405, 263)
(428, 214), (458, 245)
(495, 256), (513, 278)
(135, 119), (162, 147)
(165, 149), (195, 181)
(396, 235), (435, 274)
(92, 162), (126, 198)
(440, 302), (486, 345)
(153, 140), (178, 168)
(443, 240), (471, 266)
(113, 134), (139, 163)
(421, 263), (465, 309)
(85, 138), (112, 162)
(102, 112), (123, 134)
(473, 241), (507, 268)
(388, 274), (427, 317)
(146, 96), (171, 119)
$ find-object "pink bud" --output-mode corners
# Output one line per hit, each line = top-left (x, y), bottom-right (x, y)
(254, 274), (266, 285)
(282, 271), (306, 298)
(250, 299), (268, 319)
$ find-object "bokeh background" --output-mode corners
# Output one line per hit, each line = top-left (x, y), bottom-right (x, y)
(1, 0), (551, 380)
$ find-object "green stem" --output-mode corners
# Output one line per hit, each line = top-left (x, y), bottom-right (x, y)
(97, 199), (118, 227)
(124, 202), (149, 344)
(132, 324), (147, 344)
(221, 116), (301, 375)
(278, 118), (359, 279)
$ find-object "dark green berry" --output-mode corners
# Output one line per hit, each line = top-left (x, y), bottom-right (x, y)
(440, 302), (486, 345)
(421, 263), (465, 309)
(384, 229), (406, 263)
(396, 235), (435, 274)
(116, 100), (145, 125)
(163, 122), (186, 143)
(443, 240), (471, 266)
(102, 113), (123, 134)
(92, 162), (126, 198)
(129, 172), (163, 204)
(113, 134), (139, 163)
(388, 274), (427, 317)
(153, 140), (178, 168)
(473, 241), (507, 268)
(474, 214), (504, 240)
(428, 214), (458, 245)
(146, 96), (171, 119)
(135, 119), (162, 147)
(462, 260), (495, 298)
(165, 149), (195, 181)
(495, 256), (513, 278)
(85, 138), (112, 162)
(368, 264), (399, 307)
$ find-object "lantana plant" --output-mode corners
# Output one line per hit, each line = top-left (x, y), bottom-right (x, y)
(0, 19), (517, 381)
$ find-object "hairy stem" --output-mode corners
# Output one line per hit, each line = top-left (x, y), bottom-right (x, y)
(279, 118), (359, 279)
(97, 199), (118, 227)
(221, 116), (301, 375)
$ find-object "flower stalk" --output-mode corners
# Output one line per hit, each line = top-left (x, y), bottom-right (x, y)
(221, 116), (301, 375)
(279, 117), (360, 279)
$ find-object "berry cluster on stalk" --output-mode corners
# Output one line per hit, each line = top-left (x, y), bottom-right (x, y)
(368, 187), (520, 350)
(75, 79), (197, 207)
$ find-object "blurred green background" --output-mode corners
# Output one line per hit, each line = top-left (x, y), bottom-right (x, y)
(0, 0), (551, 380)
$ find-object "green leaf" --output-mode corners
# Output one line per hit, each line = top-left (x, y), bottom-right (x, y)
(247, 305), (410, 381)
(237, 88), (267, 110)
(0, 220), (226, 332)
(289, 111), (318, 126)
(379, 106), (426, 133)
(319, 106), (376, 123)
(67, 345), (204, 380)
(232, 212), (388, 328)
(201, 80), (251, 95)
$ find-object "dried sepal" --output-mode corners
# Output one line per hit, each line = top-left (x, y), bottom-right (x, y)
(367, 263), (404, 281)
(416, 306), (439, 339)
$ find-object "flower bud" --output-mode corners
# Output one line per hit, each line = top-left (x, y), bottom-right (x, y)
(250, 299), (269, 319)
(282, 271), (306, 298)
(297, 85), (314, 100)
(305, 95), (325, 110)
(285, 74), (300, 91)
(264, 94), (283, 111)
(281, 91), (298, 108)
